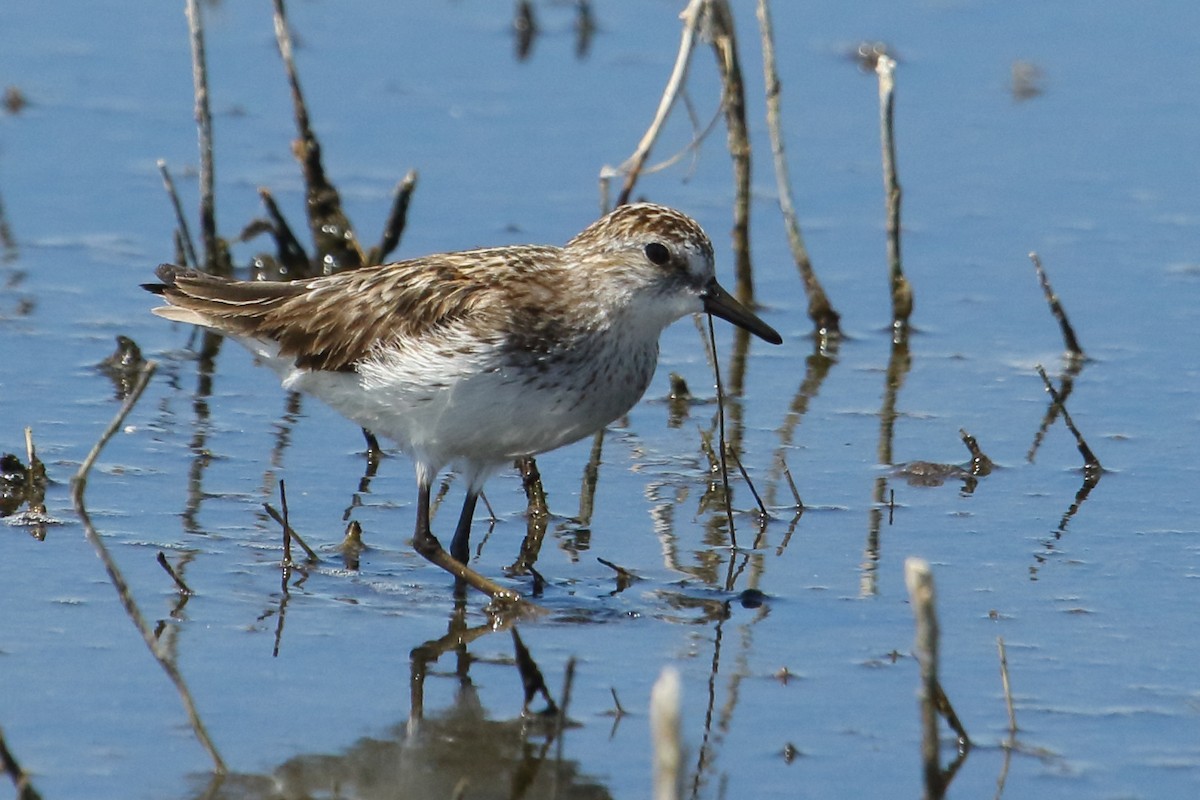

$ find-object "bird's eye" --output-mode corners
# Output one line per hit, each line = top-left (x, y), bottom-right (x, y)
(644, 242), (671, 266)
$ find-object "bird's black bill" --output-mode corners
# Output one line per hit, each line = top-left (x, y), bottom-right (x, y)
(701, 280), (783, 345)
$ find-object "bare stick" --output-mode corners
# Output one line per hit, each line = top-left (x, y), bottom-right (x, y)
(603, 0), (706, 208)
(156, 551), (194, 596)
(651, 666), (683, 800)
(756, 0), (839, 335)
(905, 557), (944, 799)
(263, 501), (319, 563)
(1028, 252), (1085, 360)
(707, 0), (755, 305)
(875, 54), (913, 335)
(70, 362), (227, 774)
(257, 188), (311, 273)
(156, 159), (200, 269)
(727, 446), (769, 520)
(779, 455), (804, 509)
(997, 636), (1017, 737)
(270, 0), (364, 271)
(0, 719), (42, 800)
(1035, 365), (1102, 471)
(367, 168), (419, 265)
(184, 0), (220, 273)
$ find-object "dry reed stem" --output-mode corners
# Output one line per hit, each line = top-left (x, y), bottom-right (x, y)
(875, 54), (913, 336)
(997, 636), (1018, 737)
(707, 0), (755, 306)
(651, 666), (683, 800)
(755, 0), (840, 335)
(1028, 252), (1086, 360)
(603, 0), (706, 208)
(905, 557), (943, 799)
(156, 159), (199, 269)
(184, 0), (221, 274)
(70, 361), (228, 775)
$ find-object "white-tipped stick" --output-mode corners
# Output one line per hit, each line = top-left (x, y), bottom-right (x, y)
(651, 666), (683, 800)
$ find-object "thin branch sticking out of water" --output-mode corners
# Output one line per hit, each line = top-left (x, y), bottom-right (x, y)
(602, 0), (706, 209)
(156, 551), (194, 596)
(156, 159), (199, 270)
(70, 361), (228, 775)
(755, 0), (840, 336)
(184, 0), (222, 273)
(1035, 365), (1102, 472)
(0, 719), (42, 800)
(873, 52), (913, 338)
(1028, 252), (1086, 361)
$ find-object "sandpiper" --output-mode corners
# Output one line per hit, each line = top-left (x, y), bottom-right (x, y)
(145, 203), (782, 604)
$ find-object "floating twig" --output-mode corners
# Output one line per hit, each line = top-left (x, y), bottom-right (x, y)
(1028, 252), (1085, 360)
(156, 159), (200, 270)
(873, 52), (913, 337)
(755, 0), (840, 335)
(156, 551), (194, 596)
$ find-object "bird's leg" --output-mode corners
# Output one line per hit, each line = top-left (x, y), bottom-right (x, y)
(449, 489), (480, 564)
(410, 477), (529, 610)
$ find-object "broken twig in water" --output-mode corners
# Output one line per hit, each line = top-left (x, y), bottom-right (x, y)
(997, 636), (1018, 738)
(1028, 252), (1086, 361)
(755, 0), (840, 335)
(156, 551), (194, 596)
(905, 557), (971, 799)
(156, 159), (199, 270)
(366, 168), (419, 265)
(263, 480), (319, 563)
(70, 361), (227, 774)
(1035, 365), (1102, 471)
(872, 51), (913, 337)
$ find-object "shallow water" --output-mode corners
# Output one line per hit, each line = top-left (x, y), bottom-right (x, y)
(1, 2), (1199, 798)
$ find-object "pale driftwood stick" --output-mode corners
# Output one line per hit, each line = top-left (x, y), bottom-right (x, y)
(905, 557), (943, 800)
(755, 0), (840, 335)
(602, 0), (706, 209)
(156, 159), (200, 269)
(1028, 252), (1085, 360)
(707, 0), (755, 305)
(651, 666), (683, 800)
(70, 362), (228, 775)
(875, 54), (913, 336)
(184, 0), (221, 273)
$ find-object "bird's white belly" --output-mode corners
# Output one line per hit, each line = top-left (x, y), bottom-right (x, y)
(271, 330), (658, 474)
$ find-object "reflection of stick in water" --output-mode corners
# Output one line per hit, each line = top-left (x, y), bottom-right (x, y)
(71, 361), (228, 775)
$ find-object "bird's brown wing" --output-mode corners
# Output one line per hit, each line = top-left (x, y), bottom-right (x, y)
(146, 246), (563, 372)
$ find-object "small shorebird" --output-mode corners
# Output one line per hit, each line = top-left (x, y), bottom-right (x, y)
(145, 203), (782, 605)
